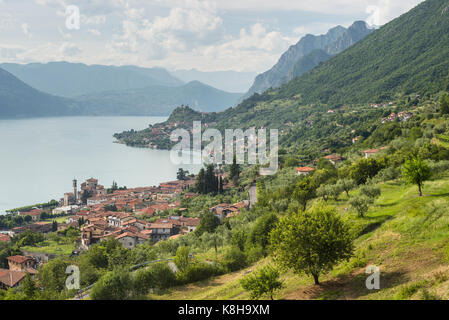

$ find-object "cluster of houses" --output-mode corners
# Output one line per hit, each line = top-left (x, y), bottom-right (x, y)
(78, 211), (200, 250)
(0, 171), (253, 291)
(381, 111), (413, 124)
(295, 147), (388, 176)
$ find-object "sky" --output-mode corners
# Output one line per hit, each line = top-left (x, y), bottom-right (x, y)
(0, 0), (424, 73)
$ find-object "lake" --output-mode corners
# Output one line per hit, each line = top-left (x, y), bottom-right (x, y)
(0, 116), (201, 214)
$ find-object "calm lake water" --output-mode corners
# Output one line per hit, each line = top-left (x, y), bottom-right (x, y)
(0, 116), (200, 214)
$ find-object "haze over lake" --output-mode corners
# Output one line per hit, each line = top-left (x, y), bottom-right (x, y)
(0, 116), (200, 214)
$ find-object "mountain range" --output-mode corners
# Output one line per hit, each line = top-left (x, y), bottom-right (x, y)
(0, 62), (184, 98)
(0, 62), (247, 118)
(242, 21), (374, 100)
(171, 69), (257, 93)
(0, 68), (80, 118)
(74, 81), (243, 116)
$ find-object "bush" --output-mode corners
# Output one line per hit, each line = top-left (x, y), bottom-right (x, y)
(240, 265), (284, 300)
(359, 185), (381, 199)
(372, 166), (401, 183)
(246, 245), (264, 265)
(148, 262), (177, 290)
(177, 262), (224, 284)
(91, 269), (134, 300)
(133, 268), (155, 296)
(223, 247), (247, 272)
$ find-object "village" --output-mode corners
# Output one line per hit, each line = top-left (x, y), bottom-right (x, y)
(0, 174), (251, 290)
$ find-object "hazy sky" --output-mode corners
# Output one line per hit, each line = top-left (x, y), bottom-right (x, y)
(0, 0), (423, 72)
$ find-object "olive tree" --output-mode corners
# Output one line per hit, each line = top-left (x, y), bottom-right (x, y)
(270, 203), (353, 285)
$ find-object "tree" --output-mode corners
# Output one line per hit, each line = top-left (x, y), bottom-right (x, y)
(359, 185), (381, 199)
(402, 155), (431, 197)
(240, 265), (284, 300)
(174, 246), (190, 272)
(248, 213), (278, 254)
(91, 269), (133, 300)
(350, 158), (383, 185)
(177, 168), (189, 181)
(349, 195), (373, 217)
(24, 215), (32, 223)
(336, 179), (356, 197)
(22, 273), (37, 299)
(317, 184), (342, 202)
(270, 202), (353, 285)
(293, 177), (316, 211)
(223, 246), (247, 272)
(439, 93), (449, 115)
(229, 154), (241, 185)
(133, 268), (155, 296)
(38, 258), (71, 294)
(51, 221), (58, 232)
(196, 211), (220, 235)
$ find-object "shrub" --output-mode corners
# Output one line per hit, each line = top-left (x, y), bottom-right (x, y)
(177, 262), (224, 284)
(91, 269), (134, 300)
(240, 265), (284, 300)
(223, 247), (247, 272)
(359, 185), (381, 199)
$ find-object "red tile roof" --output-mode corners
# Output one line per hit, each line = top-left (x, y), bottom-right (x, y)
(0, 269), (26, 287)
(7, 255), (32, 264)
(0, 234), (11, 242)
(296, 166), (315, 172)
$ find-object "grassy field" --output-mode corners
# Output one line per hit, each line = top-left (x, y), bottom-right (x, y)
(21, 240), (75, 256)
(148, 175), (449, 300)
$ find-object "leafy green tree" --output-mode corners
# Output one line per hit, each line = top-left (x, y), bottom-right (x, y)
(336, 179), (356, 197)
(293, 177), (317, 211)
(38, 258), (71, 294)
(248, 213), (278, 254)
(24, 215), (32, 223)
(240, 265), (284, 300)
(402, 155), (431, 196)
(230, 229), (247, 252)
(147, 262), (177, 290)
(439, 93), (449, 115)
(349, 195), (373, 217)
(223, 246), (247, 272)
(350, 158), (383, 185)
(359, 185), (381, 199)
(22, 273), (37, 299)
(133, 268), (155, 296)
(174, 246), (190, 272)
(196, 211), (220, 235)
(270, 202), (353, 285)
(91, 269), (134, 300)
(108, 246), (132, 270)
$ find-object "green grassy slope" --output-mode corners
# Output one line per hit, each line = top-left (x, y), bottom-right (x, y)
(148, 175), (449, 300)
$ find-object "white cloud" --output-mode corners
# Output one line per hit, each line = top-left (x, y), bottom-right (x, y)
(111, 0), (224, 59)
(59, 42), (82, 56)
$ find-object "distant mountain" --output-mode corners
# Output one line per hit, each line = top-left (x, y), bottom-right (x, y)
(171, 69), (257, 93)
(274, 0), (449, 105)
(0, 62), (184, 98)
(0, 68), (79, 118)
(242, 21), (374, 99)
(75, 81), (243, 116)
